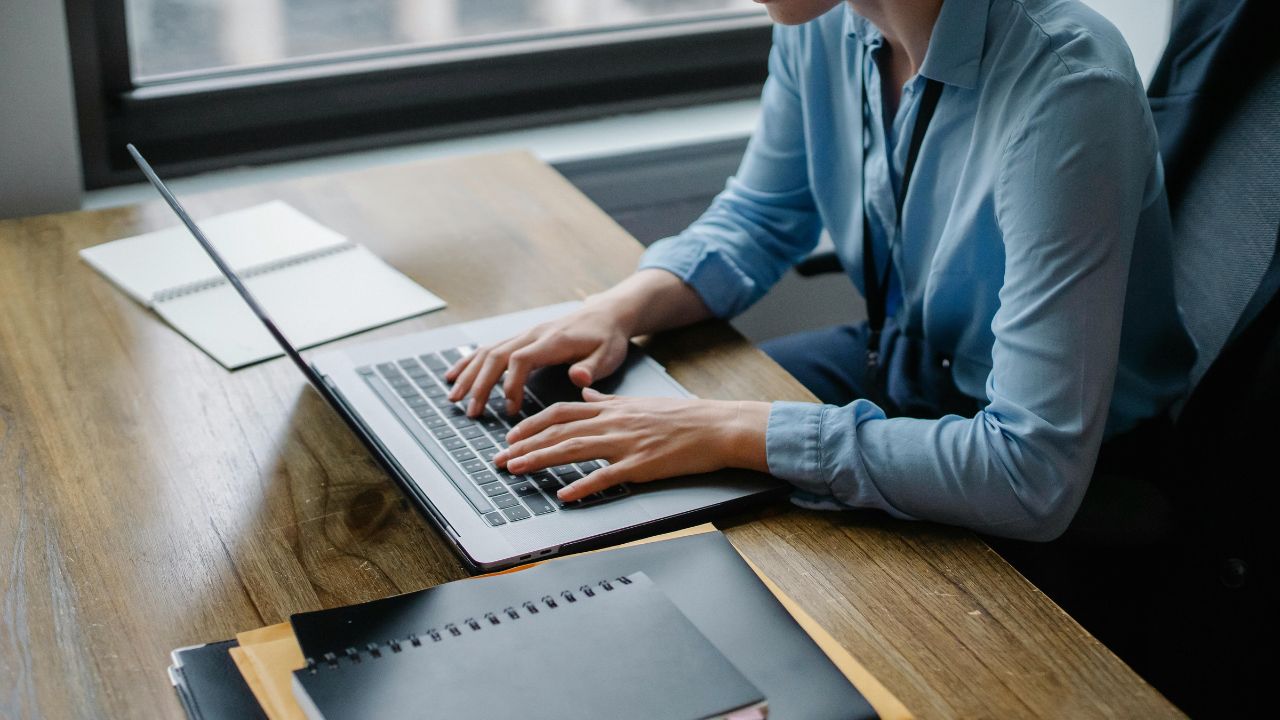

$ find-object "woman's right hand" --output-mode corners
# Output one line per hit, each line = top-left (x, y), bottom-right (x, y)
(444, 299), (633, 417)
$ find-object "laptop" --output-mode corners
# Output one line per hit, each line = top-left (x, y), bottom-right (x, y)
(128, 145), (782, 571)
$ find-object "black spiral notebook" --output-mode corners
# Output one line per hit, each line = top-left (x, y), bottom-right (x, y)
(289, 531), (874, 720)
(292, 572), (766, 720)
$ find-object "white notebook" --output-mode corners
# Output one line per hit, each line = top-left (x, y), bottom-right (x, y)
(81, 201), (446, 369)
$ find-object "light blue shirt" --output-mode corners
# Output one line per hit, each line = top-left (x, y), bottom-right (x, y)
(638, 0), (1193, 541)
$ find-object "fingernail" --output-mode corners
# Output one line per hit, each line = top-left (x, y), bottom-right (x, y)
(493, 451), (507, 465)
(508, 459), (525, 472)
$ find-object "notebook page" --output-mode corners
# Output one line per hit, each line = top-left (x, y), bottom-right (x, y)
(153, 245), (445, 369)
(80, 201), (347, 305)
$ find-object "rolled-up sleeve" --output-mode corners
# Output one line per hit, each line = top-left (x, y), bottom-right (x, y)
(639, 28), (823, 319)
(766, 70), (1155, 541)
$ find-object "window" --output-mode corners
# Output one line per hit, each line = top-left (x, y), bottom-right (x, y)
(68, 0), (772, 188)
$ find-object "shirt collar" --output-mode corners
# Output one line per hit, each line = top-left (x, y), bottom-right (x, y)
(845, 0), (989, 90)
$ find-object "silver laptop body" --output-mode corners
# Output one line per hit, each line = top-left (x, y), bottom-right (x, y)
(129, 145), (781, 571)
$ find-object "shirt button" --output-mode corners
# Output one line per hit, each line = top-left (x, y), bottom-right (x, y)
(1220, 558), (1248, 589)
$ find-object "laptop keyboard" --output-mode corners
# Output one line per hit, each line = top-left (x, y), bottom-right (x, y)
(357, 346), (627, 525)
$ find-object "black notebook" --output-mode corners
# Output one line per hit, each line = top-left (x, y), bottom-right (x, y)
(292, 572), (766, 720)
(169, 640), (268, 720)
(290, 531), (875, 720)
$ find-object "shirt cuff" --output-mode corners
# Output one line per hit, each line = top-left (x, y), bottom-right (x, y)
(765, 401), (832, 496)
(638, 236), (758, 318)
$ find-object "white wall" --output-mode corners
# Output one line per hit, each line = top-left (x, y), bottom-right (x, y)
(0, 0), (83, 220)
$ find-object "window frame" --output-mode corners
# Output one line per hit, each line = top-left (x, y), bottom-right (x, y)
(65, 0), (772, 189)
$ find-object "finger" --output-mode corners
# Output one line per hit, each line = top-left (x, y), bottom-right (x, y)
(447, 346), (490, 401)
(444, 351), (475, 383)
(567, 337), (623, 388)
(558, 463), (630, 502)
(497, 417), (606, 468)
(503, 436), (613, 475)
(581, 387), (614, 402)
(444, 344), (482, 382)
(501, 336), (577, 415)
(505, 401), (602, 444)
(465, 344), (517, 416)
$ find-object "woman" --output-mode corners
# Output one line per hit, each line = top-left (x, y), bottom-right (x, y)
(447, 0), (1192, 541)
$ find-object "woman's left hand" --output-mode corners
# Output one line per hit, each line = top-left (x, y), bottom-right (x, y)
(493, 388), (771, 502)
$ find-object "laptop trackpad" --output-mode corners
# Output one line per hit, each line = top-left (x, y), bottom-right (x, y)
(525, 344), (686, 406)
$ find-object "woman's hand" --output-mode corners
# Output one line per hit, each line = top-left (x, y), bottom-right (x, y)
(444, 269), (716, 417)
(445, 300), (631, 416)
(493, 388), (771, 502)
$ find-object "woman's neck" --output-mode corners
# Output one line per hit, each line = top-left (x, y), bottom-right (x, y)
(849, 0), (944, 111)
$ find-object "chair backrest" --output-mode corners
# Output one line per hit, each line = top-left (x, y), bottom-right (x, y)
(1152, 0), (1279, 662)
(1148, 0), (1280, 400)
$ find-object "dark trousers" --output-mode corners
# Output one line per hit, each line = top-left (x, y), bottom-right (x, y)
(760, 320), (981, 419)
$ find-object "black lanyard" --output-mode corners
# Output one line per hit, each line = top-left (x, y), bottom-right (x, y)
(861, 76), (944, 387)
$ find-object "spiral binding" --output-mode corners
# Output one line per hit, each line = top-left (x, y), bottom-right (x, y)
(151, 241), (359, 304)
(303, 575), (635, 673)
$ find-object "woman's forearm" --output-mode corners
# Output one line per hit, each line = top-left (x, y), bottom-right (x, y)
(591, 268), (715, 338)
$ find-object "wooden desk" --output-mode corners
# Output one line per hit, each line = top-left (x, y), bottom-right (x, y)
(0, 152), (1179, 719)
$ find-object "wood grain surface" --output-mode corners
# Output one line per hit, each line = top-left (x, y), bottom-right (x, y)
(0, 152), (1180, 718)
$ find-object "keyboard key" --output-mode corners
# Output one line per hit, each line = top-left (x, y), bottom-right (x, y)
(533, 476), (561, 493)
(405, 395), (429, 409)
(395, 386), (419, 399)
(492, 493), (520, 510)
(451, 449), (476, 462)
(447, 415), (475, 429)
(421, 414), (446, 428)
(479, 415), (505, 431)
(375, 363), (400, 378)
(479, 482), (507, 497)
(419, 382), (445, 397)
(441, 437), (467, 452)
(430, 426), (456, 440)
(430, 395), (456, 408)
(509, 481), (538, 497)
(440, 406), (468, 421)
(550, 465), (577, 477)
(556, 470), (584, 484)
(420, 353), (447, 371)
(459, 426), (485, 440)
(470, 470), (499, 486)
(601, 485), (628, 498)
(483, 512), (506, 526)
(397, 358), (419, 370)
(503, 506), (533, 522)
(523, 494), (556, 516)
(461, 459), (487, 474)
(576, 461), (602, 474)
(470, 437), (494, 451)
(530, 470), (555, 481)
(440, 348), (463, 364)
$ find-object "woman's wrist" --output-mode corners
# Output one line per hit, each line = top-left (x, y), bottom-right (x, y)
(589, 269), (712, 339)
(714, 400), (771, 473)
